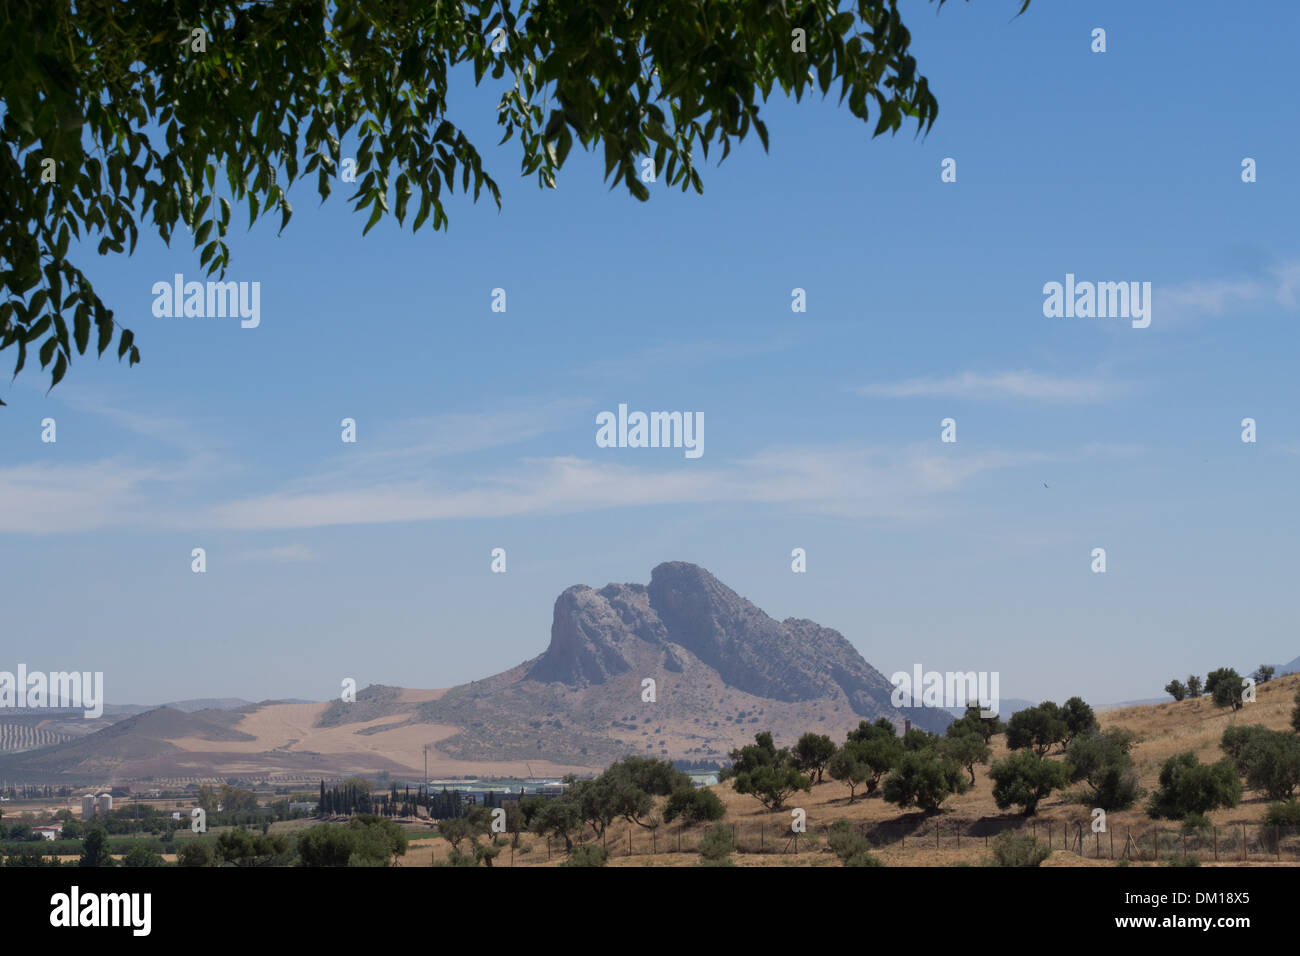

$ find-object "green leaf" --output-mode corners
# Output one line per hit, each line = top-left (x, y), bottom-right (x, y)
(49, 351), (67, 390)
(39, 336), (57, 369)
(74, 303), (90, 353)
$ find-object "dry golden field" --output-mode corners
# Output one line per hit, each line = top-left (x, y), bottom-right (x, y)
(398, 674), (1300, 867)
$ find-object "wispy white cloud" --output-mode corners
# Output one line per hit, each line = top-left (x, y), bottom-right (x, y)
(303, 399), (589, 486)
(856, 370), (1119, 402)
(0, 399), (1113, 534)
(0, 459), (180, 534)
(197, 444), (1068, 531)
(1160, 260), (1300, 318)
(234, 544), (319, 563)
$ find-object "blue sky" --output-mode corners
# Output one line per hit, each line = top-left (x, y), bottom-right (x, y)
(3, 0), (1298, 708)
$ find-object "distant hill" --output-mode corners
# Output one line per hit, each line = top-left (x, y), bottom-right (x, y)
(1101, 697), (1167, 710)
(0, 707), (253, 780)
(103, 697), (259, 716)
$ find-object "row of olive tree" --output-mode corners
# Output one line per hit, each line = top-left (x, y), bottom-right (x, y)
(723, 697), (1148, 819)
(1164, 666), (1282, 705)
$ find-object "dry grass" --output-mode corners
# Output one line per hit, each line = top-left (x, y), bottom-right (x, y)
(472, 674), (1300, 868)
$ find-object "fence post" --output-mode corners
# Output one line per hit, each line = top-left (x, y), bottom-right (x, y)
(628, 827), (632, 856)
(1241, 825), (1246, 861)
(1154, 827), (1159, 862)
(1213, 826), (1217, 862)
(760, 823), (764, 852)
(936, 823), (940, 849)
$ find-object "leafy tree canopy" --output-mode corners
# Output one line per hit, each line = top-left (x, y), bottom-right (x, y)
(1147, 752), (1242, 820)
(0, 0), (1028, 399)
(722, 731), (811, 810)
(989, 750), (1069, 816)
(1006, 702), (1068, 756)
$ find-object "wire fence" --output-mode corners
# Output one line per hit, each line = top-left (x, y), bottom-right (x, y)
(539, 819), (1300, 862)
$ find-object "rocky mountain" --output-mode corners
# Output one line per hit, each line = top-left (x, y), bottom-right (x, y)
(411, 562), (950, 766)
(532, 562), (942, 722)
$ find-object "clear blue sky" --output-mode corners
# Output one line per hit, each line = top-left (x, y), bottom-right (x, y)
(3, 0), (1297, 707)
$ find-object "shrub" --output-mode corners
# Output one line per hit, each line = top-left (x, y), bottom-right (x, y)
(1148, 752), (1242, 819)
(560, 844), (610, 867)
(1221, 724), (1270, 768)
(697, 825), (734, 867)
(176, 842), (214, 867)
(990, 832), (1050, 867)
(990, 751), (1070, 815)
(434, 848), (479, 867)
(121, 844), (165, 867)
(1262, 799), (1300, 828)
(1066, 730), (1141, 811)
(661, 787), (725, 825)
(825, 821), (883, 867)
(882, 749), (969, 813)
(1163, 853), (1200, 867)
(1241, 732), (1300, 800)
